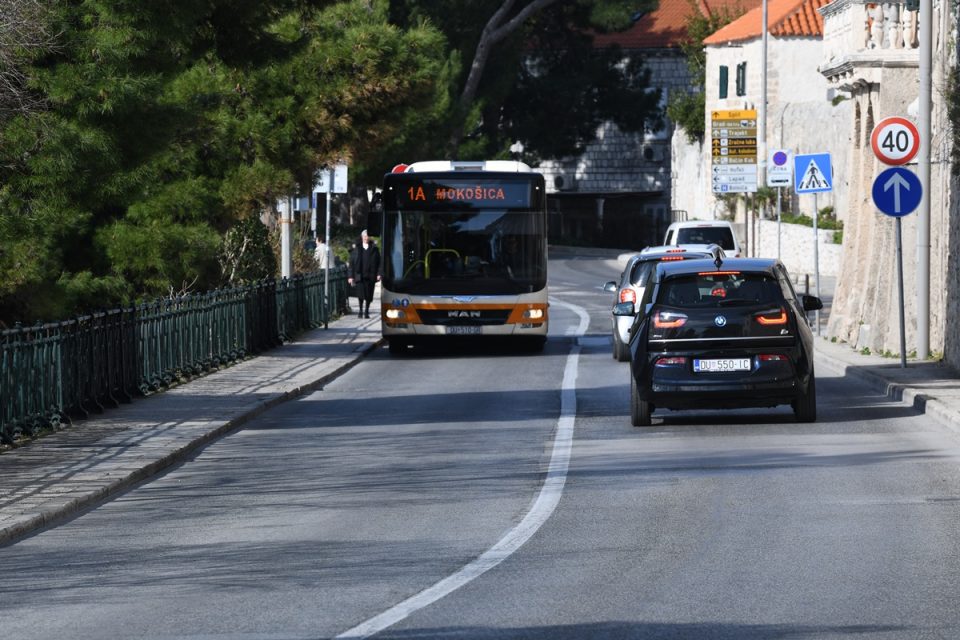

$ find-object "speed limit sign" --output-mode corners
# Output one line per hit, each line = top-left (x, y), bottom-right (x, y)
(871, 116), (920, 165)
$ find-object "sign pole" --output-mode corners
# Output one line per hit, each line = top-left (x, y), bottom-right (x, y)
(324, 167), (332, 329)
(776, 187), (781, 260)
(813, 192), (820, 335)
(895, 217), (907, 368)
(280, 196), (292, 279)
(870, 117), (922, 366)
(917, 0), (932, 360)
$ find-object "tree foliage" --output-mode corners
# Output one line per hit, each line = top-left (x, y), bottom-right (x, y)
(0, 0), (59, 121)
(387, 0), (661, 162)
(0, 0), (446, 325)
(666, 0), (743, 143)
(0, 0), (668, 326)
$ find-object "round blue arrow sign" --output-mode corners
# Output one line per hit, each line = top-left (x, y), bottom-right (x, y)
(872, 167), (922, 217)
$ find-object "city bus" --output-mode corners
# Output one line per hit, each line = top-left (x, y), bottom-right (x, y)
(379, 160), (548, 354)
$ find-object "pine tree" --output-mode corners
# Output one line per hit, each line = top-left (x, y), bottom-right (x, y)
(0, 0), (446, 324)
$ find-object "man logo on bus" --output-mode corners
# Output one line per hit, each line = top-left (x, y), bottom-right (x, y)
(449, 310), (481, 318)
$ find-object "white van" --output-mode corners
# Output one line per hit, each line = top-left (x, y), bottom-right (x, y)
(663, 220), (742, 257)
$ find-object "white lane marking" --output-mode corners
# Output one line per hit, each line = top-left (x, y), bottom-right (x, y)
(336, 297), (590, 639)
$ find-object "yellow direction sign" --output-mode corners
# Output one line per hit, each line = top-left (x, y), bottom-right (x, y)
(711, 109), (757, 193)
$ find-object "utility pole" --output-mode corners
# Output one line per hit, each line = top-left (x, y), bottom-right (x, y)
(324, 167), (333, 329)
(280, 196), (292, 279)
(916, 0), (932, 359)
(759, 0), (768, 198)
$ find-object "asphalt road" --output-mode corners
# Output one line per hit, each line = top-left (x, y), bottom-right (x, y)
(2, 249), (959, 639)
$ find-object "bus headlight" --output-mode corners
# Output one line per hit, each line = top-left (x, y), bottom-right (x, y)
(523, 308), (544, 320)
(385, 309), (406, 320)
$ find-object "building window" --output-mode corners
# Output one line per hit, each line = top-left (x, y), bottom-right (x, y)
(735, 62), (747, 97)
(719, 65), (728, 99)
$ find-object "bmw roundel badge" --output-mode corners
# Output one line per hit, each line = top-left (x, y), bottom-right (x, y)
(714, 315), (727, 327)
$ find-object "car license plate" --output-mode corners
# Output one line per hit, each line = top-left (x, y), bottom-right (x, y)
(694, 358), (751, 373)
(446, 326), (481, 335)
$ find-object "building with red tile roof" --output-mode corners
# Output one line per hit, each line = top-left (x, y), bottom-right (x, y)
(595, 0), (762, 50)
(704, 0), (828, 45)
(536, 0), (768, 249)
(671, 0), (851, 246)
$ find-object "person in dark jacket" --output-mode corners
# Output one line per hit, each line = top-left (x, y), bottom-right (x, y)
(348, 230), (381, 319)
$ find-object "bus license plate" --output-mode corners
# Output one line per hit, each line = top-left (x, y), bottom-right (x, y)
(446, 326), (481, 335)
(694, 358), (751, 373)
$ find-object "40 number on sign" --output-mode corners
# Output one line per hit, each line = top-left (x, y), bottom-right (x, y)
(870, 117), (920, 166)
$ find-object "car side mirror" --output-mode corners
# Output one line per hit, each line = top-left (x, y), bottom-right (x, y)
(802, 295), (823, 311)
(613, 301), (635, 316)
(603, 281), (617, 293)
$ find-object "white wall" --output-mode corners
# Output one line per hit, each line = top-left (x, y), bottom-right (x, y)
(753, 218), (841, 278)
(672, 35), (852, 226)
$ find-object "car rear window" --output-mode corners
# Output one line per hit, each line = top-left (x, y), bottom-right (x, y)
(675, 227), (735, 250)
(629, 261), (655, 287)
(631, 254), (710, 286)
(659, 273), (784, 308)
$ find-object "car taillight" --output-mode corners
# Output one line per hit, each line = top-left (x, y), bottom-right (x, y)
(619, 288), (637, 304)
(757, 354), (787, 362)
(655, 356), (688, 367)
(755, 308), (788, 325)
(653, 310), (687, 328)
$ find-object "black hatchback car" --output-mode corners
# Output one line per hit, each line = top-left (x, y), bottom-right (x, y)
(615, 255), (823, 426)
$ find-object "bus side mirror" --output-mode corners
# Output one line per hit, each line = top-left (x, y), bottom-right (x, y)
(613, 302), (635, 316)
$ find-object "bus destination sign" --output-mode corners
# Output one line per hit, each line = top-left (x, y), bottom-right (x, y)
(389, 179), (534, 209)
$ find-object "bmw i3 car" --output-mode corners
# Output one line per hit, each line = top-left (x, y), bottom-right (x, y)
(603, 244), (724, 362)
(615, 255), (823, 426)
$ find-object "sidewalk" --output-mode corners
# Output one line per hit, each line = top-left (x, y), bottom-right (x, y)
(3, 285), (960, 547)
(814, 337), (960, 439)
(0, 296), (384, 547)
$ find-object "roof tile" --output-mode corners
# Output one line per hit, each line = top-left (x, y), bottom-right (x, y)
(595, 0), (761, 49)
(703, 0), (829, 45)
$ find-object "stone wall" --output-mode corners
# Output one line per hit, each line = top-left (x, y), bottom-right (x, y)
(818, 0), (957, 362)
(537, 51), (690, 204)
(751, 219), (841, 278)
(825, 71), (952, 357)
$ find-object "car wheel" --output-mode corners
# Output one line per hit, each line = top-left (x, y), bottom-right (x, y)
(793, 373), (817, 423)
(613, 330), (630, 362)
(630, 373), (652, 427)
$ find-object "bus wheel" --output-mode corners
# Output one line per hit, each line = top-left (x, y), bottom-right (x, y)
(525, 337), (546, 353)
(388, 339), (407, 355)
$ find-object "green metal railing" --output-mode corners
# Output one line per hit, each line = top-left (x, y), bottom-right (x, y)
(0, 268), (350, 445)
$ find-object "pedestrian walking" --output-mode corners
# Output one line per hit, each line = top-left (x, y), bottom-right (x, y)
(348, 230), (381, 319)
(313, 236), (330, 270)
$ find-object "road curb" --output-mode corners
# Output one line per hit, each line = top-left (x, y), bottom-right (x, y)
(0, 338), (384, 548)
(815, 348), (960, 439)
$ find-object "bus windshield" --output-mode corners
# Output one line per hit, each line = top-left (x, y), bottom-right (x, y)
(382, 209), (546, 296)
(381, 170), (547, 296)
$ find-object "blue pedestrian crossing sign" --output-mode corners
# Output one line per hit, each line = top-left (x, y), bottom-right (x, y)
(794, 153), (833, 193)
(872, 167), (922, 217)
